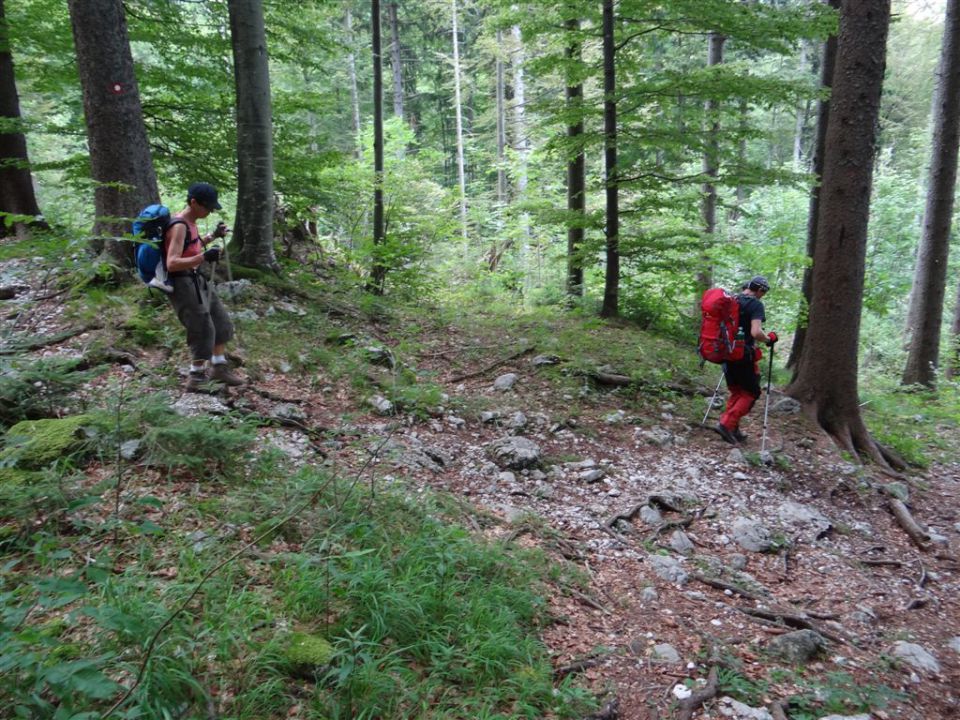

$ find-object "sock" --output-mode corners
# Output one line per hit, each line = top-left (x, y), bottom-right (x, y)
(211, 354), (227, 365)
(190, 362), (206, 374)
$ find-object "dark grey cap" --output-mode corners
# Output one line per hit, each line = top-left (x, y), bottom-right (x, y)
(187, 182), (222, 211)
(748, 275), (770, 292)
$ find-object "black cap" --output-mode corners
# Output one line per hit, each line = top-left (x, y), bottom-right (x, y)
(187, 182), (222, 211)
(748, 275), (770, 292)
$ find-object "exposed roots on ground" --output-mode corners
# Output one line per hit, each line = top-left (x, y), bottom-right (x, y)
(795, 398), (906, 474)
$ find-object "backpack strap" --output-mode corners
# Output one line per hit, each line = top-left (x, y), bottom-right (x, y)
(160, 219), (192, 271)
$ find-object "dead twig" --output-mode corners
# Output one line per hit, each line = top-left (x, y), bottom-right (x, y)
(888, 499), (931, 549)
(858, 558), (904, 568)
(554, 654), (604, 680)
(448, 345), (535, 383)
(585, 697), (620, 720)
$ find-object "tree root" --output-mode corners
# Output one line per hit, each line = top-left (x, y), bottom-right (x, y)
(737, 607), (850, 646)
(0, 324), (99, 355)
(675, 665), (718, 720)
(888, 499), (931, 549)
(554, 653), (604, 680)
(690, 572), (767, 602)
(585, 698), (619, 720)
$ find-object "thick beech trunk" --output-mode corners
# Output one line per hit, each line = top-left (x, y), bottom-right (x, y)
(566, 17), (585, 300)
(228, 0), (277, 269)
(0, 0), (47, 240)
(903, 0), (960, 386)
(68, 0), (158, 266)
(346, 8), (362, 160)
(786, 0), (900, 469)
(695, 32), (725, 302)
(600, 0), (619, 318)
(387, 2), (403, 120)
(788, 0), (841, 373)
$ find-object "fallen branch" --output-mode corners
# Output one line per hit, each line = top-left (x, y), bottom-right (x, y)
(646, 518), (693, 544)
(888, 499), (931, 549)
(768, 700), (789, 720)
(554, 654), (603, 680)
(690, 572), (766, 602)
(0, 325), (99, 355)
(737, 607), (849, 646)
(675, 665), (718, 720)
(448, 345), (535, 383)
(858, 558), (903, 568)
(585, 698), (619, 720)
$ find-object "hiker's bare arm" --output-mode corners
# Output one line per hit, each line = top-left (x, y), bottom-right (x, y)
(751, 318), (766, 343)
(166, 224), (204, 272)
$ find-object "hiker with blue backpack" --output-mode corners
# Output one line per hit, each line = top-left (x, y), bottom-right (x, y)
(135, 182), (243, 392)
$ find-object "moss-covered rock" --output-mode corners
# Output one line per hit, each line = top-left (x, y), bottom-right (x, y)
(285, 632), (334, 670)
(2, 415), (94, 469)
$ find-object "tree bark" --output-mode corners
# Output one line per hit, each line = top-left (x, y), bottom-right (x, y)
(695, 32), (725, 303)
(387, 2), (403, 121)
(785, 0), (899, 469)
(369, 0), (387, 293)
(566, 17), (585, 301)
(793, 40), (809, 166)
(346, 7), (362, 161)
(511, 24), (532, 278)
(451, 0), (468, 242)
(600, 0), (619, 319)
(68, 0), (158, 267)
(904, 0), (960, 386)
(0, 0), (47, 240)
(788, 0), (841, 373)
(227, 0), (276, 270)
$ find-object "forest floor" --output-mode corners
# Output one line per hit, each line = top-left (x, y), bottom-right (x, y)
(2, 254), (959, 720)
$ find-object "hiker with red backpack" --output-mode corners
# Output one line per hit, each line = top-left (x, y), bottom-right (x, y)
(163, 183), (244, 393)
(699, 275), (777, 445)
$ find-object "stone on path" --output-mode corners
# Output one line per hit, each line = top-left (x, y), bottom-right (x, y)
(765, 629), (825, 664)
(732, 517), (773, 553)
(486, 436), (541, 469)
(889, 641), (940, 674)
(493, 373), (518, 391)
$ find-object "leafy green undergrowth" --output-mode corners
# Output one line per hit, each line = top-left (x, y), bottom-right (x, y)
(1, 442), (595, 719)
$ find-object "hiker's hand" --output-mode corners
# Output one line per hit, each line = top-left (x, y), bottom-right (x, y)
(203, 247), (222, 263)
(766, 331), (778, 347)
(213, 221), (230, 238)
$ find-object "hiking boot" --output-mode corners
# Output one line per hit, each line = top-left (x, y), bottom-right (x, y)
(715, 422), (739, 445)
(185, 371), (216, 394)
(210, 363), (244, 386)
(733, 428), (748, 443)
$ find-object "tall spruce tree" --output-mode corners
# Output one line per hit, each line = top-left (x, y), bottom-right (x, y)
(600, 0), (619, 319)
(0, 0), (47, 239)
(902, 0), (960, 387)
(786, 0), (902, 469)
(68, 0), (158, 266)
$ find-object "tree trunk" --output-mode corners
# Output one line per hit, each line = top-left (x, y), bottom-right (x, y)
(227, 0), (276, 270)
(695, 32), (725, 303)
(793, 40), (809, 166)
(904, 0), (960, 386)
(68, 0), (158, 267)
(369, 0), (387, 293)
(451, 0), (468, 242)
(566, 17), (585, 301)
(600, 0), (619, 319)
(495, 29), (506, 206)
(786, 0), (900, 469)
(788, 0), (841, 373)
(0, 0), (47, 240)
(729, 98), (749, 222)
(511, 24), (532, 278)
(346, 8), (362, 161)
(387, 2), (403, 121)
(487, 29), (508, 272)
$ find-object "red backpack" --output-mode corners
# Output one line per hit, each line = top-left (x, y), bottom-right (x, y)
(698, 288), (746, 363)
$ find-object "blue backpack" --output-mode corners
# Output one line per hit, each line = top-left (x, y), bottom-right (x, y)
(132, 204), (188, 284)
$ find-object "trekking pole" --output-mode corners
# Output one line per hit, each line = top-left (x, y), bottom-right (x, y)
(761, 345), (775, 453)
(702, 369), (725, 426)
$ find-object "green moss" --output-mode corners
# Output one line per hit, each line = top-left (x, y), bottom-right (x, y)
(2, 415), (93, 469)
(285, 632), (334, 669)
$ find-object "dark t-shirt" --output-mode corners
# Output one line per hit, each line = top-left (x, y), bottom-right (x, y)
(737, 295), (766, 348)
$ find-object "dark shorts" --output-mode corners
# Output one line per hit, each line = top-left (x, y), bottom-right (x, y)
(723, 356), (761, 398)
(167, 272), (234, 361)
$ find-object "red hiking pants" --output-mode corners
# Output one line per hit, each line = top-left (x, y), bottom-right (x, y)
(719, 357), (761, 431)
